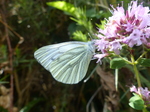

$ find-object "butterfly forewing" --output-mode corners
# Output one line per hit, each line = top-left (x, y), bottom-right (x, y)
(34, 41), (95, 84)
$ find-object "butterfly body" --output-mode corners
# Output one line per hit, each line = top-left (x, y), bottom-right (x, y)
(34, 41), (95, 84)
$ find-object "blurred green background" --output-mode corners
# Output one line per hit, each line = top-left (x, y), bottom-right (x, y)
(0, 0), (149, 112)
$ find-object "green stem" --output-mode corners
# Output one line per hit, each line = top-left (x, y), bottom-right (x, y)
(133, 64), (142, 87)
(115, 69), (118, 91)
(117, 55), (133, 65)
(143, 107), (149, 112)
(131, 54), (142, 87)
(136, 51), (147, 63)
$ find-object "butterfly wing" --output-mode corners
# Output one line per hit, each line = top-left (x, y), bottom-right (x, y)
(34, 41), (95, 84)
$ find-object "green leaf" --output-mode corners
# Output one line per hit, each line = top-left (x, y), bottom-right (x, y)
(110, 58), (127, 69)
(0, 106), (8, 112)
(0, 81), (9, 84)
(72, 31), (87, 41)
(46, 1), (76, 16)
(138, 58), (150, 67)
(19, 98), (43, 112)
(0, 74), (9, 81)
(0, 75), (9, 84)
(0, 45), (7, 63)
(86, 8), (96, 18)
(129, 93), (144, 110)
(96, 20), (106, 30)
(15, 48), (21, 59)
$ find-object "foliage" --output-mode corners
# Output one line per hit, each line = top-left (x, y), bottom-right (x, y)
(19, 98), (43, 112)
(110, 58), (128, 69)
(129, 93), (144, 110)
(0, 0), (150, 112)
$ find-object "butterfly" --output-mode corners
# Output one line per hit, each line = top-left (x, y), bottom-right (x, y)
(34, 41), (95, 84)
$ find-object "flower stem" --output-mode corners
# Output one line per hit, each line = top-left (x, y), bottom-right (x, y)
(135, 51), (147, 62)
(115, 68), (118, 91)
(131, 54), (142, 87)
(117, 55), (133, 65)
(133, 64), (142, 87)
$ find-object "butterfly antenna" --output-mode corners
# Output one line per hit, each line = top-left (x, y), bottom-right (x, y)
(84, 64), (98, 83)
(88, 33), (94, 40)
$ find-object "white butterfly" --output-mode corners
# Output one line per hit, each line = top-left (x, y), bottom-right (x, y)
(34, 41), (95, 84)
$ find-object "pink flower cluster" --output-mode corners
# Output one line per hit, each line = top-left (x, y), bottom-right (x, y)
(130, 85), (150, 105)
(94, 0), (150, 63)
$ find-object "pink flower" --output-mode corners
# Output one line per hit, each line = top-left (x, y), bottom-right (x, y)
(130, 85), (150, 105)
(110, 39), (122, 54)
(94, 0), (150, 62)
(94, 39), (109, 54)
(94, 53), (109, 64)
(130, 85), (138, 93)
(123, 29), (143, 47)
